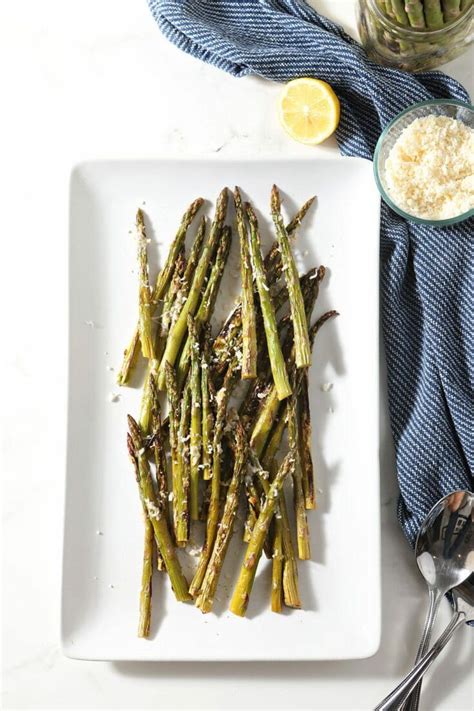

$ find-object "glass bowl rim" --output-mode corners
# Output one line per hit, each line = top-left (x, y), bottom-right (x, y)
(373, 99), (474, 227)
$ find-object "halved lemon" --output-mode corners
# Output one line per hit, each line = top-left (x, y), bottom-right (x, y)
(278, 78), (340, 146)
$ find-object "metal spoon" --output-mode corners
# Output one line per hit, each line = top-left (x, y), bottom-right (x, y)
(375, 573), (474, 710)
(401, 490), (474, 711)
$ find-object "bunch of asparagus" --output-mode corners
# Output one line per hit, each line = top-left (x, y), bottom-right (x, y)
(121, 185), (338, 636)
(376, 0), (471, 29)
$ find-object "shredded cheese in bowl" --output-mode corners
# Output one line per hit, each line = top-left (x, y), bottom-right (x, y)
(384, 115), (474, 221)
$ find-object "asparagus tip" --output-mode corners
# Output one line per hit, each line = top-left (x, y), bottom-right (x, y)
(244, 201), (257, 225)
(271, 183), (281, 212)
(136, 207), (145, 227)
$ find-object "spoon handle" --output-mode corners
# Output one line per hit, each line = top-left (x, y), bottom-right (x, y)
(374, 611), (465, 711)
(402, 587), (443, 711)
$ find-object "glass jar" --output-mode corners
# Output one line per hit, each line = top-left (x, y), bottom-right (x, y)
(357, 0), (473, 72)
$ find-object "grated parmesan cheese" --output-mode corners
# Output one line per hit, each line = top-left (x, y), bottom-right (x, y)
(384, 115), (474, 220)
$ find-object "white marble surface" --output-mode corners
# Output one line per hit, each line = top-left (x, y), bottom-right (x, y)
(1, 0), (473, 709)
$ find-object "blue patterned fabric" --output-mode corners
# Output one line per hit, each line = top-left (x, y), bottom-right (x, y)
(148, 0), (474, 545)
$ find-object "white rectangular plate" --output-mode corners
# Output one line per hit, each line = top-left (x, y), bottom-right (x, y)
(62, 158), (380, 661)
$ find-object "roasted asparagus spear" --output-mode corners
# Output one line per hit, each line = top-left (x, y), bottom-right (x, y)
(176, 225), (232, 387)
(246, 202), (291, 401)
(229, 452), (294, 617)
(201, 326), (214, 482)
(190, 359), (238, 597)
(271, 185), (311, 369)
(235, 186), (257, 379)
(195, 414), (246, 613)
(127, 417), (191, 602)
(136, 209), (155, 360)
(299, 370), (315, 510)
(157, 189), (228, 389)
(118, 197), (203, 385)
(189, 316), (202, 522)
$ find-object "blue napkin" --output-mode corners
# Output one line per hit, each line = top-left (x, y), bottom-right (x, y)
(148, 0), (474, 545)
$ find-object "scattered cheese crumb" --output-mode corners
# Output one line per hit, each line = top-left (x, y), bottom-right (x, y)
(328, 406), (335, 413)
(144, 498), (161, 520)
(385, 115), (474, 220)
(109, 584), (114, 589)
(168, 492), (174, 502)
(187, 544), (201, 558)
(85, 320), (95, 327)
(106, 365), (114, 372)
(320, 382), (333, 392)
(108, 392), (120, 403)
(96, 530), (103, 536)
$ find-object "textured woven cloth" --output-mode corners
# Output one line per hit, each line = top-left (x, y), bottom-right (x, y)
(148, 0), (474, 545)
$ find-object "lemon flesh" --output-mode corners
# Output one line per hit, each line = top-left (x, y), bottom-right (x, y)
(279, 78), (340, 146)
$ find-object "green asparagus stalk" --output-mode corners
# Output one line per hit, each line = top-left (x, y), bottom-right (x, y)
(195, 415), (246, 613)
(165, 362), (186, 545)
(138, 511), (154, 636)
(229, 452), (294, 617)
(246, 429), (301, 609)
(127, 419), (191, 602)
(135, 209), (155, 360)
(285, 196), (317, 236)
(280, 492), (301, 609)
(150, 374), (168, 571)
(117, 197), (203, 385)
(138, 254), (187, 434)
(243, 475), (262, 542)
(375, 0), (391, 15)
(181, 216), (207, 300)
(262, 425), (302, 607)
(167, 216), (207, 337)
(235, 187), (257, 379)
(128, 448), (154, 635)
(238, 266), (320, 434)
(176, 377), (192, 545)
(460, 0), (470, 11)
(188, 316), (202, 521)
(201, 326), (214, 482)
(157, 189), (228, 389)
(118, 332), (141, 389)
(250, 387), (281, 457)
(388, 0), (409, 24)
(424, 0), (445, 27)
(212, 197), (315, 379)
(299, 371), (315, 510)
(271, 185), (311, 369)
(262, 412), (287, 466)
(190, 360), (238, 597)
(287, 385), (310, 561)
(159, 250), (187, 356)
(405, 0), (426, 27)
(442, 0), (461, 21)
(246, 202), (291, 401)
(269, 458), (284, 614)
(240, 381), (273, 435)
(250, 270), (329, 456)
(176, 226), (232, 388)
(211, 306), (243, 378)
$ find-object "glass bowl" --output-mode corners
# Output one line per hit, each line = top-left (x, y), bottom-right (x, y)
(373, 99), (474, 227)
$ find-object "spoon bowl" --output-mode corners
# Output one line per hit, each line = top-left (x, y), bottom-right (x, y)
(415, 490), (474, 593)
